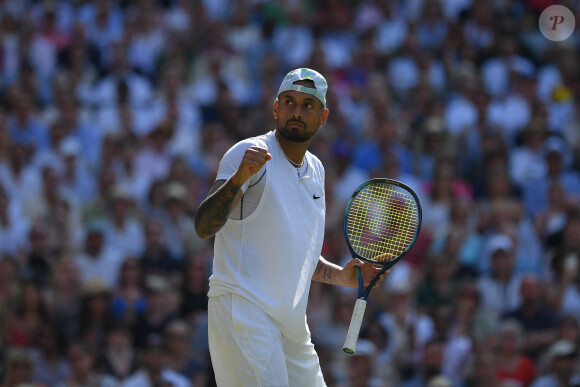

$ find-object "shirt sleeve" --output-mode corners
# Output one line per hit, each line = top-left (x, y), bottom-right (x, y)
(216, 139), (266, 194)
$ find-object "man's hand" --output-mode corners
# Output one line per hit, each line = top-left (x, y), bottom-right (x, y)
(232, 146), (271, 186)
(195, 146), (271, 239)
(340, 254), (392, 288)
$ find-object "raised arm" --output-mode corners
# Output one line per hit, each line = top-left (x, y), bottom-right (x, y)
(194, 146), (271, 239)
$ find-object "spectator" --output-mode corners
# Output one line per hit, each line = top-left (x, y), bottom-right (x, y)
(378, 273), (435, 381)
(342, 339), (386, 387)
(42, 199), (83, 258)
(524, 136), (580, 217)
(401, 340), (445, 387)
(178, 254), (209, 327)
(547, 250), (580, 322)
(6, 89), (50, 155)
(95, 324), (139, 382)
(428, 198), (483, 272)
(58, 137), (96, 209)
(122, 335), (191, 387)
(464, 352), (501, 387)
(417, 253), (457, 313)
(449, 282), (496, 353)
(111, 257), (146, 327)
(102, 185), (144, 259)
(133, 275), (177, 350)
(159, 182), (200, 261)
(2, 279), (49, 348)
(163, 319), (207, 384)
(22, 222), (52, 288)
(82, 166), (118, 224)
(482, 198), (543, 276)
(113, 134), (151, 207)
(1, 347), (43, 387)
(139, 219), (181, 281)
(30, 323), (71, 387)
(75, 279), (115, 354)
(480, 35), (535, 99)
(508, 122), (549, 190)
(74, 221), (124, 289)
(421, 156), (472, 235)
(533, 181), (572, 245)
(0, 184), (30, 256)
(531, 339), (580, 387)
(0, 144), (42, 215)
(57, 341), (117, 387)
(495, 319), (536, 386)
(46, 257), (81, 342)
(134, 123), (173, 183)
(429, 304), (473, 384)
(271, 5), (314, 69)
(502, 274), (557, 358)
(360, 320), (396, 384)
(545, 209), (580, 265)
(0, 254), (20, 316)
(478, 233), (523, 318)
(555, 314), (580, 349)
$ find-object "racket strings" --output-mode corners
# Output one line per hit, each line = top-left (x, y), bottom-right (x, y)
(346, 183), (420, 261)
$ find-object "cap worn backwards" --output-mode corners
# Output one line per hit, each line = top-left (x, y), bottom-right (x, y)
(277, 68), (328, 108)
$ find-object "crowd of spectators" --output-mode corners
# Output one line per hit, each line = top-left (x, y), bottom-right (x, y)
(1, 0), (580, 386)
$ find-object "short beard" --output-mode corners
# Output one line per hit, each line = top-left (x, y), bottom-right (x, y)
(277, 120), (317, 143)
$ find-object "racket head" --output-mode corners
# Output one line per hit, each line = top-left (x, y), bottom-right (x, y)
(344, 178), (422, 267)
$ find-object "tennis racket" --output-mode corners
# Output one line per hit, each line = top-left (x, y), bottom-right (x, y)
(342, 178), (422, 354)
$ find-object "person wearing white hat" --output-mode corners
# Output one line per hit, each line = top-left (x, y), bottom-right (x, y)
(477, 233), (523, 318)
(194, 68), (385, 386)
(531, 339), (580, 387)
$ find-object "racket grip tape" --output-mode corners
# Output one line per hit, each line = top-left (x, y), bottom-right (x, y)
(342, 298), (367, 354)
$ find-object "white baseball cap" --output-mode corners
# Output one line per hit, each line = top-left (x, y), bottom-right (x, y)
(549, 339), (577, 358)
(486, 234), (514, 255)
(277, 68), (328, 108)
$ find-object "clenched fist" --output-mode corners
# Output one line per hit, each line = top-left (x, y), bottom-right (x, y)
(232, 146), (272, 186)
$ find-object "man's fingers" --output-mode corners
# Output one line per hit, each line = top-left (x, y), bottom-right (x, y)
(247, 146), (270, 156)
(243, 147), (271, 168)
(246, 147), (270, 159)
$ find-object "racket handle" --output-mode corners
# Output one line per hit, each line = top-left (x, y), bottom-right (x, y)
(342, 298), (367, 354)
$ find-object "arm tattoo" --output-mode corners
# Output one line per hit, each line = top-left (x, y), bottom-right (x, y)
(194, 178), (242, 239)
(313, 261), (334, 284)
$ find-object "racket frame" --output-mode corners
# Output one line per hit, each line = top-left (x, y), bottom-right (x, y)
(342, 178), (422, 353)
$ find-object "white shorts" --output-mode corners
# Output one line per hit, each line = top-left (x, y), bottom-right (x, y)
(208, 293), (326, 387)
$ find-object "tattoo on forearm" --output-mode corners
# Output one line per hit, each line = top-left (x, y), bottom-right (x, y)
(314, 261), (334, 284)
(194, 179), (242, 238)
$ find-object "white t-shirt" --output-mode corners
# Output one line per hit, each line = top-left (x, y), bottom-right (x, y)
(208, 130), (326, 342)
(75, 247), (125, 289)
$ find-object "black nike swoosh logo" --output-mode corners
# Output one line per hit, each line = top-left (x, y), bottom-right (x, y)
(313, 194), (321, 199)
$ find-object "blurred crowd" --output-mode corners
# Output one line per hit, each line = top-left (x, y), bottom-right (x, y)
(0, 0), (580, 386)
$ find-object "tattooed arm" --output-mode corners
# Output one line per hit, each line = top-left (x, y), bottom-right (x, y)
(312, 256), (389, 288)
(312, 256), (343, 285)
(194, 178), (242, 239)
(194, 146), (271, 239)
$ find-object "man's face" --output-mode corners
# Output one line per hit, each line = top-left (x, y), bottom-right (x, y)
(86, 232), (104, 255)
(143, 347), (166, 373)
(491, 249), (513, 276)
(273, 81), (328, 143)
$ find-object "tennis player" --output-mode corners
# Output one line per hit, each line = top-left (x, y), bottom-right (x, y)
(195, 68), (386, 386)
